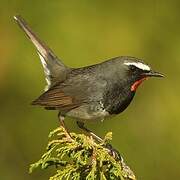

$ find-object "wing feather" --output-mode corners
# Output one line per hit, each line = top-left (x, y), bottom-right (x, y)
(32, 69), (107, 112)
(31, 84), (85, 112)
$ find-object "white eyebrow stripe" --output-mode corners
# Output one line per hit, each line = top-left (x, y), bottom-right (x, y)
(124, 62), (151, 71)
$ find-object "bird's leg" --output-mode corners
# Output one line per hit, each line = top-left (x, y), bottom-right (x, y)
(76, 121), (122, 161)
(58, 112), (71, 139)
(76, 121), (103, 143)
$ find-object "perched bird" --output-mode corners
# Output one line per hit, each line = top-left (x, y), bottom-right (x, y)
(14, 15), (164, 142)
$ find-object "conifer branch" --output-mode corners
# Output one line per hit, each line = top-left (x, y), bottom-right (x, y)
(29, 126), (136, 180)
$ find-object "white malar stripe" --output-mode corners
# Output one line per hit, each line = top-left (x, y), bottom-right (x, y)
(124, 62), (151, 71)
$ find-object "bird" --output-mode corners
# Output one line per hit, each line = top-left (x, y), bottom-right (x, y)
(14, 15), (164, 142)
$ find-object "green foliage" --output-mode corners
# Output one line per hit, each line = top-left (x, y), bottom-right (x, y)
(29, 127), (136, 180)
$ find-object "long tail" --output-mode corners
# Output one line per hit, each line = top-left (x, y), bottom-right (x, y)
(14, 15), (69, 90)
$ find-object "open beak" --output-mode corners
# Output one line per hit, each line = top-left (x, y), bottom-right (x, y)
(143, 71), (164, 78)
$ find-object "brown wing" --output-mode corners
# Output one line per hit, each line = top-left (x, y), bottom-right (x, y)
(31, 85), (83, 111)
(32, 68), (107, 112)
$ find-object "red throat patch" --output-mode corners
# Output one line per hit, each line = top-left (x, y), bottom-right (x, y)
(131, 78), (147, 92)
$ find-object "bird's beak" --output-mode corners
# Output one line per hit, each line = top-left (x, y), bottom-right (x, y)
(143, 71), (164, 78)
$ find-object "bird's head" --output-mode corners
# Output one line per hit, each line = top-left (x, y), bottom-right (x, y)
(122, 57), (164, 92)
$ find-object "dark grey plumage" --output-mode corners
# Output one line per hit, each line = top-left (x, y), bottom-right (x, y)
(14, 15), (164, 124)
(31, 56), (144, 120)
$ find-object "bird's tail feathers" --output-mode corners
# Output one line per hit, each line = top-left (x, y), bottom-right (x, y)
(14, 15), (69, 90)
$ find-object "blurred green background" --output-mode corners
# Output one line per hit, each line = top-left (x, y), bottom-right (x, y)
(0, 0), (180, 179)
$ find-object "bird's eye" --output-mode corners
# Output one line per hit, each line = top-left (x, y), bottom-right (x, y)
(129, 65), (136, 71)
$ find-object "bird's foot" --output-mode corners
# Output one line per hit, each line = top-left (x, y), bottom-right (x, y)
(103, 143), (122, 161)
